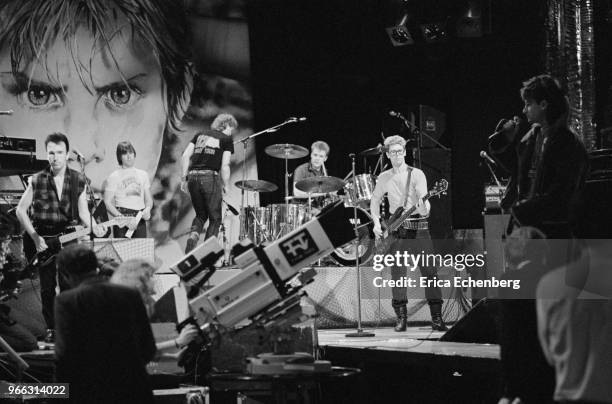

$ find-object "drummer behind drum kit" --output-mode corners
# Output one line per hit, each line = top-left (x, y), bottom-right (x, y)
(235, 142), (386, 267)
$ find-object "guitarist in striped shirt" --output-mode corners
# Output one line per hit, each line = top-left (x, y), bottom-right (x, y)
(371, 136), (447, 332)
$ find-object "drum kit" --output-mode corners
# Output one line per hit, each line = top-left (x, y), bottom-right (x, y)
(236, 142), (388, 266)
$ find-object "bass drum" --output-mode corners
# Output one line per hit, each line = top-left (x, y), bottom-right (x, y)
(329, 207), (376, 266)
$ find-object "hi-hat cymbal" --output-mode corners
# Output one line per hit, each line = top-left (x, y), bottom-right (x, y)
(295, 176), (346, 194)
(265, 144), (309, 159)
(235, 180), (278, 192)
(359, 144), (384, 156)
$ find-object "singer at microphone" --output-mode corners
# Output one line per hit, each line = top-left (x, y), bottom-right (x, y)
(485, 74), (588, 239)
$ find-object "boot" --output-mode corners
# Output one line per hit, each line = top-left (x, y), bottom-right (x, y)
(393, 305), (407, 332)
(429, 302), (448, 332)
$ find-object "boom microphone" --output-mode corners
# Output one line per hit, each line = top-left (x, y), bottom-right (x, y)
(480, 150), (496, 165)
(224, 201), (239, 216)
(286, 117), (307, 123)
(71, 148), (86, 161)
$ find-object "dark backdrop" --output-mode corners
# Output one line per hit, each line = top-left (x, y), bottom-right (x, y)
(247, 0), (545, 229)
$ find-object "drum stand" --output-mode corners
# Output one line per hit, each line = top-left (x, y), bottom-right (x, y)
(235, 120), (293, 240)
(346, 153), (375, 338)
(284, 156), (290, 233)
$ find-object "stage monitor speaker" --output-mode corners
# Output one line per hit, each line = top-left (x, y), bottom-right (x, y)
(439, 297), (499, 344)
(418, 105), (446, 148)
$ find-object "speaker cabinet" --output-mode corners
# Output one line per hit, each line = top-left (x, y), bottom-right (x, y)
(439, 298), (499, 344)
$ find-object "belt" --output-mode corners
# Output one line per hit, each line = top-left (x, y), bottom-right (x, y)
(117, 207), (142, 216)
(188, 169), (218, 175)
(400, 220), (429, 230)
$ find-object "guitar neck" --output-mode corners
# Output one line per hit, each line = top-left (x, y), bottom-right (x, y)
(58, 219), (115, 244)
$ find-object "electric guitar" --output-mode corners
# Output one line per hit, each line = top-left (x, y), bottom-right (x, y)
(24, 217), (133, 270)
(124, 210), (144, 239)
(375, 179), (448, 250)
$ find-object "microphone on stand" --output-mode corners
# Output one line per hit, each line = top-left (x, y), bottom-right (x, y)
(388, 110), (404, 119)
(224, 201), (239, 215)
(71, 148), (86, 162)
(480, 150), (496, 165)
(0, 110), (14, 115)
(286, 117), (307, 123)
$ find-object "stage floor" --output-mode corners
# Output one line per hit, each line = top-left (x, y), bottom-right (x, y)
(318, 326), (502, 403)
(318, 327), (500, 360)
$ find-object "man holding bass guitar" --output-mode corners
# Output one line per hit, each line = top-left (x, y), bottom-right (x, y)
(371, 135), (447, 332)
(16, 133), (106, 343)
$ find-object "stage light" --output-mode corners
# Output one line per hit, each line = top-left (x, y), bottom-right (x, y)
(386, 13), (413, 47)
(420, 22), (448, 43)
(457, 0), (484, 37)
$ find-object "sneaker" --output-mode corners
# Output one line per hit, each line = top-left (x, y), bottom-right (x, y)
(43, 329), (55, 343)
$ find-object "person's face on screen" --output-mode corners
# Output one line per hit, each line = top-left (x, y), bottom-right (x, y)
(0, 24), (167, 192)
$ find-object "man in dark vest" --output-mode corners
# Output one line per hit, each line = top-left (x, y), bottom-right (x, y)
(16, 132), (105, 342)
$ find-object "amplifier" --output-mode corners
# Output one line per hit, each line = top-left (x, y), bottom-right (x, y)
(0, 137), (36, 154)
(484, 184), (506, 211)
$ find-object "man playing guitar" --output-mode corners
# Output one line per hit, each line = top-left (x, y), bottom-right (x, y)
(16, 133), (106, 343)
(371, 135), (447, 332)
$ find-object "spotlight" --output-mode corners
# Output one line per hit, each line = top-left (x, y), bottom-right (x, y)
(386, 12), (413, 47)
(386, 24), (413, 46)
(420, 22), (448, 43)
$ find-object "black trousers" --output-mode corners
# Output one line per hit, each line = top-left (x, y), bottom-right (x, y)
(23, 231), (70, 330)
(387, 228), (443, 308)
(187, 172), (223, 240)
(114, 207), (147, 238)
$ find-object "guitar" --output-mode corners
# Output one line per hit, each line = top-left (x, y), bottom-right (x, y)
(124, 210), (144, 239)
(375, 179), (448, 249)
(24, 217), (133, 270)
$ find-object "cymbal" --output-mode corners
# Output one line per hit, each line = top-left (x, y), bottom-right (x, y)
(359, 144), (384, 156)
(265, 144), (308, 159)
(235, 180), (278, 192)
(295, 176), (346, 194)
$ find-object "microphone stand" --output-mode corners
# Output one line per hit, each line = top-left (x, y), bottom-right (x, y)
(483, 159), (503, 189)
(395, 113), (449, 168)
(346, 153), (375, 338)
(234, 119), (297, 240)
(76, 156), (96, 247)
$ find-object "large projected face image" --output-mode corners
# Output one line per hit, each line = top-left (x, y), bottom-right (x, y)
(0, 2), (191, 194)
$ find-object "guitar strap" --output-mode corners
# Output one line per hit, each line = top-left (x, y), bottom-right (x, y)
(402, 167), (413, 209)
(70, 169), (79, 226)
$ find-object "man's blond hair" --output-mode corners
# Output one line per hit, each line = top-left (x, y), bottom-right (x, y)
(384, 135), (406, 150)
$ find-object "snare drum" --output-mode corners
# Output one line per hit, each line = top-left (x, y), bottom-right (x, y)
(269, 203), (309, 238)
(240, 206), (272, 244)
(344, 174), (375, 207)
